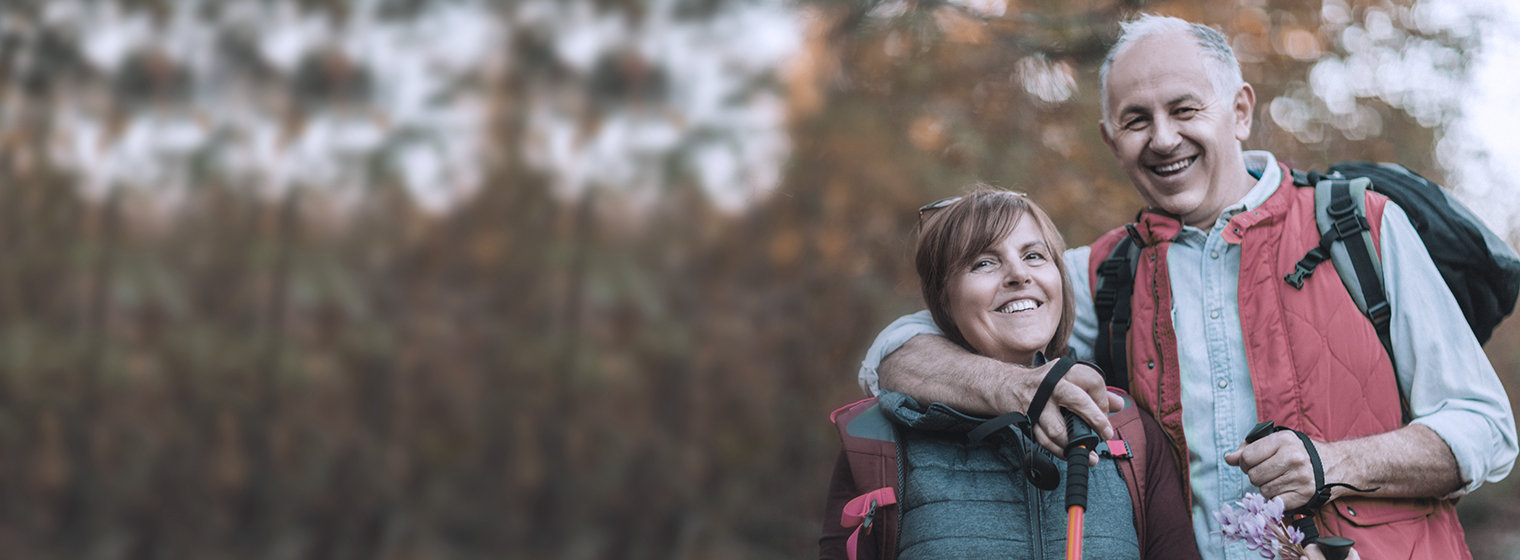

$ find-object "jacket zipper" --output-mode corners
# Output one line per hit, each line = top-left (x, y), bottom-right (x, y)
(1028, 473), (1044, 558)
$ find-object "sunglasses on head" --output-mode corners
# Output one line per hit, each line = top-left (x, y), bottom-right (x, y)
(917, 191), (1027, 224)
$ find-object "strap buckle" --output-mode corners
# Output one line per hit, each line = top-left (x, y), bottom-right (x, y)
(1329, 213), (1370, 240)
(1366, 300), (1391, 329)
(1285, 265), (1314, 289)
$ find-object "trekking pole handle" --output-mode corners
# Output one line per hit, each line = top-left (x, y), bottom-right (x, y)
(1317, 536), (1354, 560)
(1062, 411), (1101, 511)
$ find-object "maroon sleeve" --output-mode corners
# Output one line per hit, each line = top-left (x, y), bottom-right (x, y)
(820, 451), (864, 560)
(1140, 410), (1203, 560)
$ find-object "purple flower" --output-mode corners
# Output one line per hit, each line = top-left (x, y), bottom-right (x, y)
(1212, 493), (1306, 560)
(1284, 525), (1304, 546)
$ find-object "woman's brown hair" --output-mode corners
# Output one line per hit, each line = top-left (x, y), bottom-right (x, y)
(915, 187), (1076, 362)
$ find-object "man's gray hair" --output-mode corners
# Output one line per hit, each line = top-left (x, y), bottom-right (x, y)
(1098, 15), (1243, 122)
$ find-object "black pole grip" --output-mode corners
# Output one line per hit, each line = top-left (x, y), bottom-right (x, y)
(1063, 411), (1101, 511)
(1317, 536), (1354, 560)
(1064, 410), (1101, 451)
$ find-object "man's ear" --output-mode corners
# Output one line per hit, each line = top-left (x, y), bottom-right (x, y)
(1099, 120), (1117, 154)
(1233, 83), (1256, 141)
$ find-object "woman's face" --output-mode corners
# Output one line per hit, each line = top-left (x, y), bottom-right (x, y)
(947, 216), (1064, 365)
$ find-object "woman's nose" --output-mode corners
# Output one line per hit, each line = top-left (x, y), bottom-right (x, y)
(1004, 264), (1031, 286)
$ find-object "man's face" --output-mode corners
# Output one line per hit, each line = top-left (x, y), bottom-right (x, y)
(1100, 31), (1255, 228)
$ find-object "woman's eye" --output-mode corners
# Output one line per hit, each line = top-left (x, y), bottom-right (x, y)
(1024, 252), (1047, 262)
(972, 259), (995, 270)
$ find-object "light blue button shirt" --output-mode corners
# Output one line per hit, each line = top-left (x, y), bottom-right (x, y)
(1163, 153), (1281, 560)
(859, 150), (1517, 560)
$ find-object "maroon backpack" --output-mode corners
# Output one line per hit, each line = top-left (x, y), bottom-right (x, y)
(823, 390), (1153, 560)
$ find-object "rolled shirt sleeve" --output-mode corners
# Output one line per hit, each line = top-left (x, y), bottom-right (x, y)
(1383, 202), (1519, 493)
(857, 310), (942, 396)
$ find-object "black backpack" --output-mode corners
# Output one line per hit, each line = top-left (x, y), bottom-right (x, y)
(1092, 162), (1520, 393)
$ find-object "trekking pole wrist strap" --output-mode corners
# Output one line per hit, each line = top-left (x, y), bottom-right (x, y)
(1025, 356), (1076, 429)
(1253, 424), (1380, 543)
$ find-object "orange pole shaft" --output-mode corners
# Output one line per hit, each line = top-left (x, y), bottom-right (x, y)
(1066, 506), (1084, 560)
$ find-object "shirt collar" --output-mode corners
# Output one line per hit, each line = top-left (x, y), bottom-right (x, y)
(1236, 151), (1280, 212)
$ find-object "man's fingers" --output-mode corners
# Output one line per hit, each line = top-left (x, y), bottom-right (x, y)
(1064, 362), (1112, 411)
(1232, 433), (1317, 508)
(1052, 382), (1114, 440)
(1032, 423), (1064, 456)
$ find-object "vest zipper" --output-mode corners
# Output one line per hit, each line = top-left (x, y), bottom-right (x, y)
(1028, 473), (1044, 558)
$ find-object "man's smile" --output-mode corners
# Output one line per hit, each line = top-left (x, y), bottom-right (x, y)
(1149, 155), (1198, 177)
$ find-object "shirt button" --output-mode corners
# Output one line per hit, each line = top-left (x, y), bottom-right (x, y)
(1218, 378), (1228, 388)
(1147, 361), (1155, 370)
(1211, 251), (1220, 259)
(1210, 310), (1220, 319)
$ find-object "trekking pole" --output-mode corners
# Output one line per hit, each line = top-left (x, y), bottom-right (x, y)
(1062, 411), (1102, 560)
(1317, 536), (1355, 560)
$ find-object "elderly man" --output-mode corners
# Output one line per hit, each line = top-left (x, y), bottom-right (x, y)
(858, 14), (1515, 560)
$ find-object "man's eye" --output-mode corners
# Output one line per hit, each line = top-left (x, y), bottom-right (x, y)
(1175, 107), (1199, 117)
(1123, 117), (1148, 130)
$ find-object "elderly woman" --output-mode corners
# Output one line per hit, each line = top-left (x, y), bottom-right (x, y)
(819, 189), (1200, 560)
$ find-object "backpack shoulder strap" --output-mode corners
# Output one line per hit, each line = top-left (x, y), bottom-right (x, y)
(1289, 174), (1410, 422)
(1314, 177), (1392, 354)
(1093, 226), (1142, 391)
(831, 399), (899, 559)
(1104, 391), (1148, 551)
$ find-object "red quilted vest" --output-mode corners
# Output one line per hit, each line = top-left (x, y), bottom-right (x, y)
(1086, 162), (1471, 559)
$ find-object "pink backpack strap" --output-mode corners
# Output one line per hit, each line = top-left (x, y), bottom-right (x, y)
(831, 398), (876, 424)
(841, 487), (897, 560)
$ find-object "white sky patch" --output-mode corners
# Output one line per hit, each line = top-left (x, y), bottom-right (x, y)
(1281, 0), (1520, 243)
(20, 0), (503, 214)
(519, 0), (803, 213)
(950, 0), (1007, 18)
(1432, 0), (1520, 243)
(1016, 55), (1076, 104)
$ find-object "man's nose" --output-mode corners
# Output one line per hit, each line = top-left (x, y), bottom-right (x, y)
(1148, 117), (1182, 153)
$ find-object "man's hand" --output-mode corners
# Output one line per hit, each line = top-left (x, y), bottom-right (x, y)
(1025, 361), (1123, 456)
(1225, 431), (1337, 510)
(1225, 423), (1463, 508)
(878, 335), (1121, 456)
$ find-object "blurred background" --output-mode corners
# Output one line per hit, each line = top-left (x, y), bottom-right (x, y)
(1, 0), (1518, 558)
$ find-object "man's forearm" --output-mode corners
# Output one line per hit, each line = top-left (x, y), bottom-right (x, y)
(877, 334), (1116, 453)
(1230, 416), (1463, 508)
(1324, 423), (1463, 499)
(878, 334), (1031, 417)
